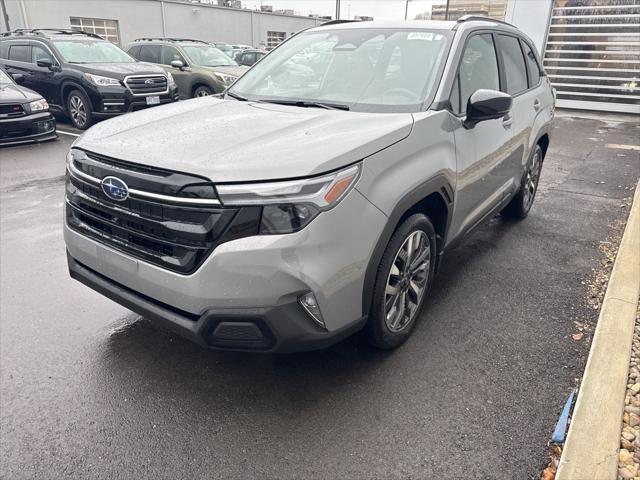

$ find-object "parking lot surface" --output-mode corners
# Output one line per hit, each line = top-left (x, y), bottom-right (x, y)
(1, 114), (639, 479)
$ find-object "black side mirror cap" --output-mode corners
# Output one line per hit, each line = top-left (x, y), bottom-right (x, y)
(464, 89), (513, 129)
(36, 58), (54, 69)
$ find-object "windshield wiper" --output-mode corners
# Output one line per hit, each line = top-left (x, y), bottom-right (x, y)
(259, 99), (350, 111)
(226, 91), (248, 101)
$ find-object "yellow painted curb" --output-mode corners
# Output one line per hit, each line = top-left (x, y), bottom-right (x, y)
(556, 181), (640, 480)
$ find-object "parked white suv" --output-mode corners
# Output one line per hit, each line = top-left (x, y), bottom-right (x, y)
(64, 17), (554, 352)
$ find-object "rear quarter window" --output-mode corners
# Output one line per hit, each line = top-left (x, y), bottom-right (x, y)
(520, 39), (541, 88)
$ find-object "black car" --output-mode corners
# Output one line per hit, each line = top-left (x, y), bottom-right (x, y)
(0, 67), (56, 146)
(235, 49), (267, 67)
(0, 29), (179, 129)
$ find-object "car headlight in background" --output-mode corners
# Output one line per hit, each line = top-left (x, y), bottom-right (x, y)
(217, 163), (361, 234)
(214, 72), (237, 85)
(166, 72), (176, 87)
(84, 73), (121, 87)
(27, 98), (49, 112)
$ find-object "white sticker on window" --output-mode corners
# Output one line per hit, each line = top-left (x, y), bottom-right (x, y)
(408, 32), (433, 41)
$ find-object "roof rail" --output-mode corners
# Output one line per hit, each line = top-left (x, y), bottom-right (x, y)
(0, 28), (103, 39)
(318, 19), (361, 26)
(455, 15), (514, 27)
(133, 37), (208, 43)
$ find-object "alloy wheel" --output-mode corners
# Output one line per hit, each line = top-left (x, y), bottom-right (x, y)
(195, 89), (210, 97)
(384, 230), (431, 333)
(69, 95), (87, 128)
(523, 149), (542, 211)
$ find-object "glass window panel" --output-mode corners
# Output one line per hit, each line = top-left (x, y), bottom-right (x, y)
(454, 34), (500, 114)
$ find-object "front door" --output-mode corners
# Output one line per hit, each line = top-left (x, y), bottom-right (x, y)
(447, 32), (518, 241)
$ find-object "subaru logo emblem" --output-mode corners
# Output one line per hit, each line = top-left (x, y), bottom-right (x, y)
(101, 176), (129, 202)
(145, 78), (155, 85)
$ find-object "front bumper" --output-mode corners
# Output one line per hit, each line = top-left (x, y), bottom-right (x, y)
(87, 84), (180, 118)
(64, 188), (388, 352)
(0, 111), (56, 146)
(68, 253), (365, 353)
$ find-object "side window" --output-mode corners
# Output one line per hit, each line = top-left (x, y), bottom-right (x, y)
(32, 45), (54, 64)
(497, 34), (528, 95)
(138, 45), (161, 64)
(520, 39), (541, 88)
(450, 34), (500, 115)
(127, 44), (141, 59)
(160, 46), (185, 66)
(8, 45), (31, 63)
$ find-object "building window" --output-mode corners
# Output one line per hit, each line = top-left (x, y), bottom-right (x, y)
(267, 31), (286, 49)
(70, 17), (120, 44)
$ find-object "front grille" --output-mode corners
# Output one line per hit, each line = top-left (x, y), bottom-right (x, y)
(125, 75), (168, 96)
(0, 104), (25, 118)
(65, 152), (246, 274)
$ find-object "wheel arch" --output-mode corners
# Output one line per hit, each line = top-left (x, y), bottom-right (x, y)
(61, 82), (93, 114)
(361, 174), (454, 318)
(537, 133), (550, 159)
(191, 81), (219, 96)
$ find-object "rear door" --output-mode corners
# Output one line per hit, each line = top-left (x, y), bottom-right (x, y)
(447, 32), (516, 240)
(495, 34), (536, 188)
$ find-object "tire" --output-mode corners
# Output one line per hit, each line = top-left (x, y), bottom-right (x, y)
(365, 213), (437, 350)
(501, 144), (544, 219)
(193, 85), (212, 98)
(67, 89), (93, 130)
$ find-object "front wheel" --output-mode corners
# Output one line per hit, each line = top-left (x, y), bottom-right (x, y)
(193, 85), (212, 98)
(365, 214), (437, 349)
(67, 90), (93, 130)
(501, 144), (543, 219)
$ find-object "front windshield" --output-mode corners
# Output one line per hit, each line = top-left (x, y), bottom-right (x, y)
(229, 28), (452, 112)
(182, 45), (238, 67)
(0, 69), (12, 85)
(53, 40), (135, 63)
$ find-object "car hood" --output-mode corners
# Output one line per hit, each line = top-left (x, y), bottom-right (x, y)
(75, 97), (414, 183)
(71, 62), (167, 79)
(0, 83), (42, 103)
(203, 65), (249, 77)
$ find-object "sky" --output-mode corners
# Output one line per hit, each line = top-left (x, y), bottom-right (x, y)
(241, 0), (443, 20)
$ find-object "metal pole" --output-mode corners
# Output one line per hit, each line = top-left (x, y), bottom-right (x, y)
(335, 0), (340, 20)
(160, 0), (167, 37)
(444, 0), (450, 20)
(0, 0), (10, 31)
(405, 0), (409, 20)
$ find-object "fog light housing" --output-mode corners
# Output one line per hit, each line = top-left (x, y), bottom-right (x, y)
(298, 292), (326, 329)
(33, 119), (54, 133)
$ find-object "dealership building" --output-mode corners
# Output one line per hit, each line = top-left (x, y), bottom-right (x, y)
(0, 0), (321, 50)
(1, 0), (637, 114)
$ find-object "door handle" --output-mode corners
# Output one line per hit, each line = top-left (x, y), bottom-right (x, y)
(502, 115), (513, 129)
(533, 99), (541, 112)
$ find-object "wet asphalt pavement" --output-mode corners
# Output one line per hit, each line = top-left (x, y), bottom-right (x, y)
(1, 114), (639, 479)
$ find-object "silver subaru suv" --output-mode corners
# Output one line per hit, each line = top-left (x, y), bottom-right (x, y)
(64, 17), (554, 352)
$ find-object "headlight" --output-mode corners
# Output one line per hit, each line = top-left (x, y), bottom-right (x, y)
(214, 72), (237, 85)
(85, 73), (121, 87)
(27, 98), (49, 112)
(217, 164), (361, 234)
(166, 72), (175, 86)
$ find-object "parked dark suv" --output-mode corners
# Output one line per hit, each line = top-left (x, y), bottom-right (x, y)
(0, 29), (179, 129)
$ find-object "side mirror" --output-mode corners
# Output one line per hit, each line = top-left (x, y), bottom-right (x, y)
(11, 73), (25, 84)
(464, 89), (512, 129)
(170, 60), (185, 70)
(36, 58), (54, 70)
